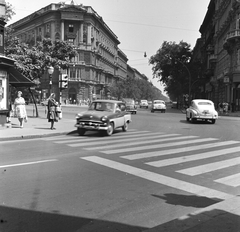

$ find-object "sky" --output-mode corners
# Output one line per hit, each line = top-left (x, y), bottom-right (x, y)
(7, 0), (210, 96)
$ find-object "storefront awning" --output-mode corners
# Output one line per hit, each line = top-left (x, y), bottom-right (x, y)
(8, 67), (35, 87)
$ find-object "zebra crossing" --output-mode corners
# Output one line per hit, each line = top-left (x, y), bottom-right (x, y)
(42, 129), (240, 199)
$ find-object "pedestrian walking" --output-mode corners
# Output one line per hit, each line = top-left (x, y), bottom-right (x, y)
(14, 91), (28, 128)
(47, 93), (59, 130)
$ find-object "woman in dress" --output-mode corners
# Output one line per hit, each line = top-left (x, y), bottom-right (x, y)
(14, 91), (27, 128)
(47, 93), (58, 130)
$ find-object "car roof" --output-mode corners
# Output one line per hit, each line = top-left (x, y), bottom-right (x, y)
(154, 100), (165, 102)
(92, 99), (123, 104)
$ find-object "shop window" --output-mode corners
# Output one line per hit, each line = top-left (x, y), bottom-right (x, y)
(68, 39), (74, 45)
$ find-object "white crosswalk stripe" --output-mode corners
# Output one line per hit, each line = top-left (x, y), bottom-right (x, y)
(81, 156), (233, 200)
(43, 130), (240, 192)
(70, 133), (182, 148)
(122, 140), (238, 161)
(215, 173), (240, 187)
(55, 132), (166, 145)
(144, 141), (240, 167)
(102, 137), (216, 154)
(177, 155), (240, 176)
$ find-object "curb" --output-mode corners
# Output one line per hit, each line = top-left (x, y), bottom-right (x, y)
(0, 130), (77, 142)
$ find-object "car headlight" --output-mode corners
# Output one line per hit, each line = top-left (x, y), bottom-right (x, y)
(101, 116), (108, 122)
(76, 113), (83, 119)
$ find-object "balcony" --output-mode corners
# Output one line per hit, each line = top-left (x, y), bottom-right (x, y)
(225, 29), (240, 41)
(209, 54), (217, 63)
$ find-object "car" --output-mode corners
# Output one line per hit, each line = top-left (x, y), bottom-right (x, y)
(186, 99), (218, 124)
(151, 100), (166, 113)
(140, 100), (148, 108)
(171, 101), (177, 108)
(75, 99), (132, 136)
(122, 98), (137, 114)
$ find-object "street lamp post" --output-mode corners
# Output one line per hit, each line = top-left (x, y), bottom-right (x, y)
(174, 59), (191, 105)
(48, 66), (54, 96)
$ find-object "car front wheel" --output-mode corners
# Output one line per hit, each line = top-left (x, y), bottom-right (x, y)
(211, 119), (216, 124)
(122, 122), (129, 132)
(77, 128), (86, 136)
(105, 122), (114, 136)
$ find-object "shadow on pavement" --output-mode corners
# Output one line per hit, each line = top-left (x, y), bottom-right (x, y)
(0, 205), (146, 232)
(146, 209), (240, 232)
(152, 193), (220, 208)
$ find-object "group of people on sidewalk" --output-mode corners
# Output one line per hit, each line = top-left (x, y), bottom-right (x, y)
(8, 91), (61, 130)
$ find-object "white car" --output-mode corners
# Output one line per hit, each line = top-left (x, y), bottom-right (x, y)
(140, 100), (148, 108)
(151, 100), (166, 113)
(186, 99), (218, 124)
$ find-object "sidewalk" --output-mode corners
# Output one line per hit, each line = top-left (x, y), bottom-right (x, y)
(0, 105), (89, 141)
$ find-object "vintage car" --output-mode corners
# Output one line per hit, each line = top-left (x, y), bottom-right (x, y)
(140, 100), (148, 108)
(186, 99), (218, 124)
(151, 100), (166, 113)
(75, 100), (132, 136)
(122, 98), (137, 114)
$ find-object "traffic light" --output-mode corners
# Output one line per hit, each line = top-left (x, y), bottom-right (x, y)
(60, 74), (68, 89)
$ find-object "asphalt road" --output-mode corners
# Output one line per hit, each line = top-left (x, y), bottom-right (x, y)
(1, 107), (240, 232)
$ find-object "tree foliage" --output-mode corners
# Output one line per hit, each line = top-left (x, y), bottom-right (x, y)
(5, 37), (77, 83)
(5, 2), (15, 22)
(149, 41), (194, 101)
(109, 76), (167, 101)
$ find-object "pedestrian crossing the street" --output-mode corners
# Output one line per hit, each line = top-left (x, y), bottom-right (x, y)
(42, 130), (240, 199)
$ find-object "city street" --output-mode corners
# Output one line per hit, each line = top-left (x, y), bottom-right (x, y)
(1, 106), (240, 231)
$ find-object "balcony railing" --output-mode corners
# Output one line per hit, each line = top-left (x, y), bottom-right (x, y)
(209, 54), (217, 62)
(226, 29), (240, 41)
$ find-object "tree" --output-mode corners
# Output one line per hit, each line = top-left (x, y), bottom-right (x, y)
(149, 41), (194, 102)
(5, 35), (77, 116)
(5, 2), (15, 23)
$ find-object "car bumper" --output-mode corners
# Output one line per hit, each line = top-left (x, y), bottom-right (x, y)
(75, 122), (109, 131)
(193, 115), (218, 119)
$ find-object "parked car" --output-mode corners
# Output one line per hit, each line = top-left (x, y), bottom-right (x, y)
(151, 100), (166, 113)
(186, 99), (218, 124)
(171, 101), (177, 108)
(122, 98), (137, 114)
(75, 100), (132, 136)
(140, 100), (148, 108)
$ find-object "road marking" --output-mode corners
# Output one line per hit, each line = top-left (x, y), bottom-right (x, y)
(145, 141), (240, 167)
(177, 155), (240, 176)
(81, 156), (233, 200)
(123, 140), (235, 161)
(215, 173), (240, 187)
(55, 132), (166, 144)
(70, 134), (181, 148)
(102, 137), (217, 154)
(41, 130), (150, 141)
(0, 159), (57, 168)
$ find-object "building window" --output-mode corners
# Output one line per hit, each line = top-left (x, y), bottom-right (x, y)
(46, 24), (50, 33)
(83, 24), (87, 43)
(69, 24), (74, 33)
(38, 27), (42, 36)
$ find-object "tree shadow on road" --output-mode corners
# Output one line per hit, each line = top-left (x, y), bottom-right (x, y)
(0, 205), (146, 232)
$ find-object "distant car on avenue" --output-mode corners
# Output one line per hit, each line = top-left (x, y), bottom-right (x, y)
(140, 100), (148, 108)
(151, 100), (166, 113)
(186, 99), (218, 124)
(40, 99), (48, 106)
(75, 100), (132, 136)
(122, 98), (137, 114)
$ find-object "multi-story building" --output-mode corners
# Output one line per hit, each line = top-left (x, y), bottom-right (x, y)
(10, 1), (128, 102)
(196, 0), (240, 111)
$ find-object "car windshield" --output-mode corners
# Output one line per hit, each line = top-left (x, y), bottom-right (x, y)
(124, 99), (134, 104)
(154, 101), (164, 104)
(89, 102), (114, 112)
(198, 102), (212, 105)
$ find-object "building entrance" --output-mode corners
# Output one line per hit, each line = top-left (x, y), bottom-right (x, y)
(69, 87), (77, 104)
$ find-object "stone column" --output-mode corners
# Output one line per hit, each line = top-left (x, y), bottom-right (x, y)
(87, 24), (92, 45)
(61, 21), (64, 41)
(79, 23), (83, 43)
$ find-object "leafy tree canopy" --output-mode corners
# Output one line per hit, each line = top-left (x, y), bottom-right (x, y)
(149, 41), (193, 101)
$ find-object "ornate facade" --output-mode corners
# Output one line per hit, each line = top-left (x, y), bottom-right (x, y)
(10, 2), (128, 102)
(196, 0), (240, 111)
